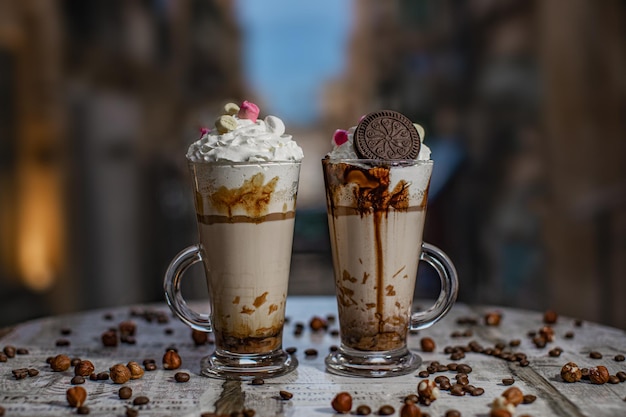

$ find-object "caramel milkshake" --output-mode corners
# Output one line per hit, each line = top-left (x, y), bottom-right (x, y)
(165, 100), (303, 378)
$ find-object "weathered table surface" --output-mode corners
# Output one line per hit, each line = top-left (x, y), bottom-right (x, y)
(1, 296), (625, 417)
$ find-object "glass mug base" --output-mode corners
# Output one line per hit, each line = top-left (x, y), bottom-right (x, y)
(325, 345), (422, 378)
(201, 348), (298, 380)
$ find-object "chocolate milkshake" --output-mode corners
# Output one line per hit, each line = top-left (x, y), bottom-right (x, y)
(164, 101), (303, 378)
(323, 110), (458, 377)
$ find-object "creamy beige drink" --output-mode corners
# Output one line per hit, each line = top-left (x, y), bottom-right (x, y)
(323, 110), (457, 377)
(190, 161), (300, 354)
(323, 160), (431, 351)
(165, 101), (303, 378)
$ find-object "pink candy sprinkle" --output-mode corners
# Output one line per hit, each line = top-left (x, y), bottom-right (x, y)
(333, 129), (349, 146)
(199, 127), (210, 136)
(238, 101), (260, 123)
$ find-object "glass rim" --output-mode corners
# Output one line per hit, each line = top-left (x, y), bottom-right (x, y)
(322, 158), (432, 165)
(187, 158), (302, 167)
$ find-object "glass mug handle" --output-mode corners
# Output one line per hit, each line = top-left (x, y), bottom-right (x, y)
(163, 244), (212, 332)
(410, 242), (459, 330)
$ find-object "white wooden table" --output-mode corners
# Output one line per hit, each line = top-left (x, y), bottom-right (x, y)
(1, 296), (625, 416)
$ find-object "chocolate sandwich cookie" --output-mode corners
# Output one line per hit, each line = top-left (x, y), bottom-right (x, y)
(354, 110), (421, 160)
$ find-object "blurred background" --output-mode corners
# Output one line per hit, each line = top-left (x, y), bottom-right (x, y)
(0, 0), (624, 329)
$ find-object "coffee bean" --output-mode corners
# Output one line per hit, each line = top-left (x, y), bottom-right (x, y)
(355, 404), (371, 415)
(242, 409), (256, 417)
(502, 378), (515, 386)
(71, 376), (85, 385)
(614, 354), (625, 362)
(509, 339), (521, 347)
(89, 373), (98, 381)
(304, 348), (318, 357)
(77, 405), (90, 415)
(250, 378), (265, 385)
(70, 358), (81, 367)
(404, 394), (419, 404)
(564, 331), (574, 339)
(133, 396), (149, 406)
(16, 348), (28, 355)
(3, 346), (16, 358)
(279, 390), (293, 400)
(12, 368), (29, 380)
(450, 384), (465, 396)
(119, 386), (133, 399)
(456, 364), (472, 374)
(445, 410), (462, 417)
(56, 339), (70, 347)
(97, 372), (109, 381)
(420, 337), (436, 352)
(450, 351), (465, 360)
(285, 347), (297, 354)
(471, 387), (485, 396)
(523, 394), (537, 404)
(330, 329), (340, 337)
(616, 371), (626, 382)
(329, 345), (338, 352)
(0, 353), (7, 362)
(125, 408), (139, 417)
(519, 359), (530, 367)
(378, 405), (394, 416)
(144, 363), (157, 372)
(608, 375), (620, 384)
(589, 351), (603, 359)
(549, 348), (562, 357)
(28, 368), (39, 377)
(164, 328), (174, 335)
(175, 372), (190, 383)
(418, 370), (430, 378)
(447, 363), (458, 371)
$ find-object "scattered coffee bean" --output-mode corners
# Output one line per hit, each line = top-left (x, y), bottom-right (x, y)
(330, 329), (340, 337)
(450, 385), (465, 396)
(519, 359), (530, 367)
(523, 394), (537, 404)
(285, 347), (297, 354)
(543, 310), (558, 324)
(27, 368), (39, 377)
(405, 394), (419, 404)
(608, 375), (620, 384)
(71, 376), (85, 385)
(126, 408), (139, 417)
(355, 404), (371, 415)
(119, 386), (133, 399)
(70, 358), (81, 367)
(329, 345), (339, 352)
(564, 331), (574, 339)
(589, 351), (603, 359)
(509, 339), (521, 347)
(304, 348), (318, 357)
(378, 405), (395, 416)
(250, 378), (265, 386)
(56, 339), (70, 347)
(574, 319), (583, 327)
(97, 372), (109, 381)
(456, 364), (472, 374)
(89, 373), (98, 381)
(77, 405), (90, 415)
(279, 390), (293, 400)
(12, 368), (29, 380)
(133, 396), (150, 406)
(144, 362), (157, 372)
(242, 409), (256, 417)
(471, 387), (485, 396)
(16, 348), (28, 355)
(0, 353), (7, 362)
(418, 370), (430, 378)
(175, 372), (190, 383)
(502, 378), (515, 386)
(616, 371), (626, 382)
(309, 316), (327, 331)
(164, 328), (174, 335)
(614, 354), (625, 362)
(447, 363), (458, 371)
(445, 410), (461, 417)
(485, 311), (502, 326)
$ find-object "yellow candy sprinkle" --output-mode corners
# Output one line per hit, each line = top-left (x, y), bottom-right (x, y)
(215, 115), (237, 134)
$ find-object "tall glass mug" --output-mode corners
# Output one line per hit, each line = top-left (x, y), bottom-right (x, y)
(164, 160), (301, 379)
(322, 158), (458, 377)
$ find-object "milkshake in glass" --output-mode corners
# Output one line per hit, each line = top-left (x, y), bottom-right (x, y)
(323, 111), (458, 377)
(164, 101), (303, 379)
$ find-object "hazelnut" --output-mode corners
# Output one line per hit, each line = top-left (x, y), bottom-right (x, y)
(417, 379), (440, 405)
(420, 337), (436, 352)
(66, 386), (87, 408)
(163, 349), (182, 370)
(490, 396), (515, 415)
(561, 362), (582, 383)
(543, 310), (558, 324)
(589, 366), (610, 384)
(331, 392), (352, 414)
(74, 360), (95, 377)
(309, 316), (327, 331)
(101, 330), (118, 347)
(400, 402), (422, 417)
(501, 387), (523, 406)
(127, 361), (144, 379)
(485, 312), (502, 326)
(191, 329), (208, 346)
(118, 320), (136, 336)
(50, 354), (71, 372)
(539, 326), (555, 342)
(109, 364), (131, 384)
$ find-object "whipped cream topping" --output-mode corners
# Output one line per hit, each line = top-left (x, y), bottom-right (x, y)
(187, 105), (304, 163)
(327, 123), (431, 161)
